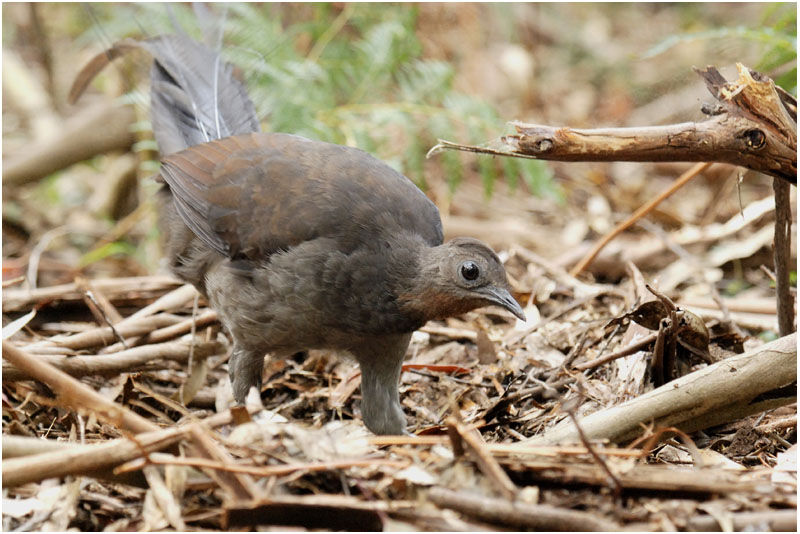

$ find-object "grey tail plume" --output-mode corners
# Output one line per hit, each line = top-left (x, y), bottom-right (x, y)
(69, 33), (260, 155)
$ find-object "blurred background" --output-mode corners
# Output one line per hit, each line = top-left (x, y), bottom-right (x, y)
(2, 2), (796, 289)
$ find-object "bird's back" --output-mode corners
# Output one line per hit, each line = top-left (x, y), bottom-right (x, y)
(160, 132), (444, 262)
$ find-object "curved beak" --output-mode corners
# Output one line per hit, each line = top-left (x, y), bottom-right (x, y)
(479, 286), (526, 321)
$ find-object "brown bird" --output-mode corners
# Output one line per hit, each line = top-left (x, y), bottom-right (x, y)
(71, 31), (524, 435)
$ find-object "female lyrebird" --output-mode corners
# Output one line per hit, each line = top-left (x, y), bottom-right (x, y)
(71, 30), (524, 434)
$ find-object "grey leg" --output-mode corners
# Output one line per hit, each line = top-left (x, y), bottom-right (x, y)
(228, 345), (265, 403)
(354, 334), (411, 435)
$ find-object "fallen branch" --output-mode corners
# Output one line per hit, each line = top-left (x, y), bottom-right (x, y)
(685, 510), (797, 532)
(3, 340), (225, 381)
(185, 424), (261, 502)
(2, 427), (184, 488)
(773, 178), (795, 335)
(118, 453), (407, 478)
(570, 162), (710, 276)
(574, 333), (658, 371)
(2, 275), (183, 313)
(504, 460), (771, 495)
(223, 495), (412, 531)
(428, 487), (618, 531)
(446, 418), (518, 499)
(2, 101), (136, 186)
(30, 314), (181, 351)
(521, 333), (796, 445)
(2, 340), (156, 433)
(431, 64), (796, 184)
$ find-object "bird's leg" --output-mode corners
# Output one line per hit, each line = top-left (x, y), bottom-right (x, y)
(353, 334), (411, 435)
(228, 345), (265, 403)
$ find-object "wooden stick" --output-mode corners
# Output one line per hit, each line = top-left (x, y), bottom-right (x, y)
(2, 341), (156, 433)
(146, 309), (218, 344)
(756, 414), (797, 433)
(773, 177), (795, 336)
(573, 333), (658, 371)
(2, 427), (184, 488)
(502, 459), (768, 494)
(2, 101), (136, 187)
(686, 510), (796, 532)
(432, 65), (796, 184)
(124, 283), (199, 322)
(1, 275), (182, 312)
(3, 340), (225, 381)
(33, 314), (181, 351)
(118, 454), (407, 478)
(447, 418), (517, 499)
(185, 424), (260, 502)
(428, 487), (618, 531)
(521, 333), (796, 445)
(224, 495), (410, 531)
(2, 404), (261, 489)
(570, 162), (711, 276)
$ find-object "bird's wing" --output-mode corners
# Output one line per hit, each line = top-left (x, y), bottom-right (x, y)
(159, 132), (444, 260)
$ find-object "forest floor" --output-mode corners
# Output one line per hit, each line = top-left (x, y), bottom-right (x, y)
(2, 3), (796, 532)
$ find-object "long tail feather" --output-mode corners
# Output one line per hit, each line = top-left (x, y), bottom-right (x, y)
(69, 32), (260, 155)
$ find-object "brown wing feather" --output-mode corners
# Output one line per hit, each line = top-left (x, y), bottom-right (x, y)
(160, 132), (444, 260)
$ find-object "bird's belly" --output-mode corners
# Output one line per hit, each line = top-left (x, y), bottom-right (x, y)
(204, 243), (418, 354)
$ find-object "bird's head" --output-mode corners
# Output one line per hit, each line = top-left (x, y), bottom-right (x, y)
(400, 237), (525, 322)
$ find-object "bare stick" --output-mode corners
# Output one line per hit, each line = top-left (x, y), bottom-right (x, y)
(574, 333), (658, 371)
(499, 457), (774, 494)
(118, 454), (407, 478)
(97, 310), (219, 353)
(565, 409), (622, 496)
(2, 426), (185, 488)
(2, 275), (182, 312)
(686, 510), (797, 532)
(756, 414), (797, 433)
(447, 418), (517, 500)
(186, 424), (260, 502)
(773, 178), (795, 336)
(146, 309), (218, 343)
(428, 487), (618, 531)
(2, 406), (262, 488)
(570, 162), (711, 276)
(123, 283), (199, 322)
(34, 314), (180, 351)
(432, 64), (796, 184)
(2, 341), (156, 434)
(2, 102), (136, 186)
(3, 340), (225, 381)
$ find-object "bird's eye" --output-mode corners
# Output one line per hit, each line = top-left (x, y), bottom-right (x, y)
(460, 261), (480, 281)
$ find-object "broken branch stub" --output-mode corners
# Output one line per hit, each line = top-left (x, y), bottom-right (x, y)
(432, 64), (796, 184)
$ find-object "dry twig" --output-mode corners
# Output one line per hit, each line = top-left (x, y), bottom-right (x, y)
(428, 487), (619, 531)
(3, 340), (225, 381)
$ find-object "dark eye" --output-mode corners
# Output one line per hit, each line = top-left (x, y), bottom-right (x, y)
(460, 261), (480, 281)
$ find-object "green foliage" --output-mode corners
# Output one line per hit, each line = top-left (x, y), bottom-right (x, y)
(644, 4), (797, 94)
(78, 240), (137, 268)
(756, 4), (797, 93)
(85, 3), (556, 197)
